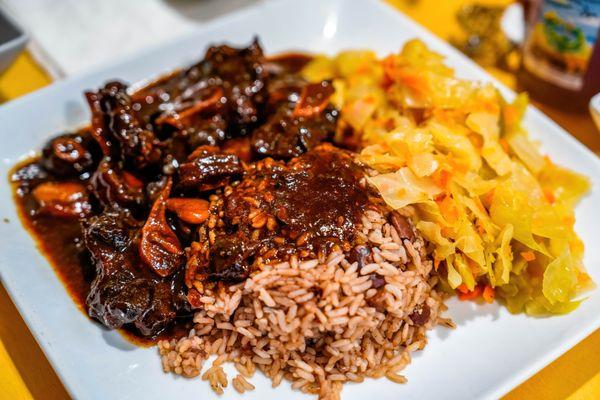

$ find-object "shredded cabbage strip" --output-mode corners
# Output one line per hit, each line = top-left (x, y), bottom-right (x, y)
(302, 40), (593, 315)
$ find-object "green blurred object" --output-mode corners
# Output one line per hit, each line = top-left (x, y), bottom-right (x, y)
(450, 3), (516, 69)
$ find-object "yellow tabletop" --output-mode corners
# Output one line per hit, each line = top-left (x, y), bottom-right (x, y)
(0, 1), (598, 399)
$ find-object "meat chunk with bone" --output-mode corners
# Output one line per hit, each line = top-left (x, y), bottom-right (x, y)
(185, 144), (371, 304)
(132, 39), (268, 144)
(89, 159), (145, 211)
(251, 79), (338, 159)
(40, 131), (100, 178)
(85, 81), (161, 169)
(83, 210), (188, 336)
(177, 145), (243, 191)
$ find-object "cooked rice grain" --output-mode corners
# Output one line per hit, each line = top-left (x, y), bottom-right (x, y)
(159, 208), (448, 398)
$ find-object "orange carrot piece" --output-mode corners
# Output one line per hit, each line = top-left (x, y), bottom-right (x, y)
(520, 251), (536, 262)
(482, 285), (495, 303)
(432, 169), (451, 189)
(483, 189), (495, 208)
(543, 188), (555, 204)
(457, 284), (469, 294)
(458, 285), (483, 301)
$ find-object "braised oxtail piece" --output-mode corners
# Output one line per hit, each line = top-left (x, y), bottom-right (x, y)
(40, 131), (100, 179)
(185, 144), (372, 305)
(85, 81), (161, 169)
(177, 145), (243, 191)
(83, 210), (189, 336)
(10, 39), (344, 338)
(251, 79), (338, 159)
(89, 159), (145, 211)
(132, 39), (268, 147)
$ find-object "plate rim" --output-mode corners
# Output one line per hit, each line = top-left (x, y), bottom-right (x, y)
(0, 0), (598, 399)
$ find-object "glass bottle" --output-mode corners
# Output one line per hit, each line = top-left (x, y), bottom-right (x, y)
(518, 0), (600, 112)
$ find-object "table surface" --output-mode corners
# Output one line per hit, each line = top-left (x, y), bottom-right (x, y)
(0, 1), (598, 399)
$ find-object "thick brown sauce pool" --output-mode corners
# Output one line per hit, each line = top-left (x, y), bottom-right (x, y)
(10, 159), (190, 347)
(12, 178), (90, 310)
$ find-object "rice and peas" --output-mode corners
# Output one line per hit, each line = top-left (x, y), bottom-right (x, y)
(159, 40), (592, 397)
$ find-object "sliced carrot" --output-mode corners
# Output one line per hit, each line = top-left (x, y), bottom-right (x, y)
(482, 285), (495, 303)
(468, 133), (484, 149)
(503, 105), (517, 128)
(473, 196), (487, 213)
(432, 169), (451, 189)
(356, 64), (370, 75)
(467, 257), (481, 275)
(475, 220), (486, 235)
(520, 251), (536, 262)
(382, 56), (431, 95)
(482, 189), (495, 208)
(441, 226), (454, 238)
(482, 100), (500, 115)
(437, 195), (459, 224)
(401, 72), (429, 94)
(445, 156), (469, 175)
(457, 284), (469, 294)
(458, 285), (483, 301)
(543, 188), (556, 204)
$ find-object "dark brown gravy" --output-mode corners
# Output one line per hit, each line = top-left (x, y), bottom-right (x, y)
(14, 189), (89, 310)
(8, 50), (336, 347)
(10, 159), (188, 347)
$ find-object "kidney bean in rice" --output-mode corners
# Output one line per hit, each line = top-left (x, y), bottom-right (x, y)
(159, 204), (451, 399)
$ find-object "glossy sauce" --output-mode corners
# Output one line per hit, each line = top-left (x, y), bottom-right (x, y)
(10, 160), (189, 346)
(8, 48), (340, 345)
(13, 181), (91, 310)
(203, 144), (370, 286)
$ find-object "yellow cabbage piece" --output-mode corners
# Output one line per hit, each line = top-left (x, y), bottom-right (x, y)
(335, 50), (380, 78)
(453, 172), (497, 196)
(507, 133), (545, 175)
(493, 224), (514, 285)
(416, 221), (455, 260)
(367, 167), (441, 209)
(428, 121), (481, 171)
(538, 164), (591, 207)
(489, 179), (545, 253)
(303, 39), (591, 316)
(543, 248), (577, 305)
(301, 55), (335, 81)
(445, 255), (463, 289)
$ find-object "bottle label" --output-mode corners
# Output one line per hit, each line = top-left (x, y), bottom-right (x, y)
(523, 0), (600, 90)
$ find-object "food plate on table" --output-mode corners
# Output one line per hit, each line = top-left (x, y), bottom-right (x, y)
(0, 0), (599, 399)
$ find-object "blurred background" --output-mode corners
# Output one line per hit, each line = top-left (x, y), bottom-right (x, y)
(0, 0), (598, 152)
(0, 0), (598, 399)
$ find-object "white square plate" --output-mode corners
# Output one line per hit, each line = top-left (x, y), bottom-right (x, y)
(1, 0), (599, 399)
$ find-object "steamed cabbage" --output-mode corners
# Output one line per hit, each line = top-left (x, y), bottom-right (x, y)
(303, 40), (592, 315)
